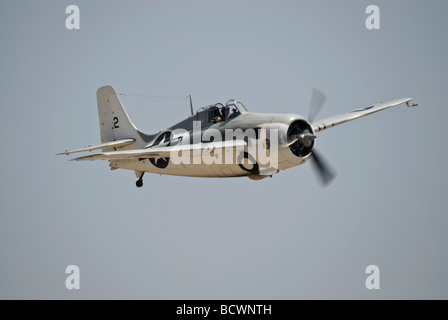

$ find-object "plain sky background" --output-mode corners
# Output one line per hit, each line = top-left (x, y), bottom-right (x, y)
(1, 0), (447, 299)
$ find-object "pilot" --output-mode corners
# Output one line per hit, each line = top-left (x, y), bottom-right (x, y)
(211, 106), (222, 123)
(220, 106), (229, 121)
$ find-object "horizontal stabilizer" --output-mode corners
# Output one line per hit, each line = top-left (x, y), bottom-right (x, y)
(56, 139), (135, 156)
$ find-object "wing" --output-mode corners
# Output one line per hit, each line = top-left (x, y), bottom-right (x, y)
(56, 139), (135, 155)
(312, 98), (416, 133)
(70, 140), (247, 161)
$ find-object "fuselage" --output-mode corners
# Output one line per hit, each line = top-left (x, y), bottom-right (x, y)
(109, 100), (315, 180)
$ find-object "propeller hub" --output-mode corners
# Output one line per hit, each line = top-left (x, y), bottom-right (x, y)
(296, 132), (316, 147)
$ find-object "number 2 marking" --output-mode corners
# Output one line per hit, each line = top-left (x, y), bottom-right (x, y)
(113, 117), (119, 128)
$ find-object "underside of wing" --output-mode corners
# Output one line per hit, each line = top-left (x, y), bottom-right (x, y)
(71, 140), (247, 161)
(312, 98), (416, 133)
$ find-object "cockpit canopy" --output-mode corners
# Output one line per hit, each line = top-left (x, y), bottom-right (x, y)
(195, 99), (248, 125)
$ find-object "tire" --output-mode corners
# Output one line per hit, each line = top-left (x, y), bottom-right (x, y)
(237, 152), (259, 174)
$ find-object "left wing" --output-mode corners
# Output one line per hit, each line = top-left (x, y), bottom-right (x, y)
(56, 139), (135, 155)
(312, 98), (416, 133)
(71, 140), (247, 161)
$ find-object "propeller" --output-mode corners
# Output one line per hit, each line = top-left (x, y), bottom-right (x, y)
(308, 87), (327, 122)
(310, 149), (336, 186)
(307, 87), (336, 186)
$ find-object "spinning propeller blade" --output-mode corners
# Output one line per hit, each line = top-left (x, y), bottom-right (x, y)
(306, 87), (336, 186)
(308, 87), (327, 122)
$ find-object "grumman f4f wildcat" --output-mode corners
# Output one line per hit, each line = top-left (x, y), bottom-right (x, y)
(57, 86), (417, 187)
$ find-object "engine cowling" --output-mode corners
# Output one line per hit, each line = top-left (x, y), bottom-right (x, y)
(287, 119), (315, 158)
(257, 117), (315, 171)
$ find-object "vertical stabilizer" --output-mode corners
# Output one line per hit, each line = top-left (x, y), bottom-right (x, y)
(97, 85), (139, 145)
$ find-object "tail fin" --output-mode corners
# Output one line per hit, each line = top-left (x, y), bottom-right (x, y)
(97, 85), (140, 145)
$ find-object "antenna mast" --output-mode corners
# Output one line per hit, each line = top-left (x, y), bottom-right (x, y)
(189, 95), (194, 116)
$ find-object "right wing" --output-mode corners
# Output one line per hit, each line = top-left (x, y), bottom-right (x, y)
(71, 140), (247, 161)
(312, 98), (416, 133)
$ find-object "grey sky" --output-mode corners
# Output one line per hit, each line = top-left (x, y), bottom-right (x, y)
(0, 0), (447, 299)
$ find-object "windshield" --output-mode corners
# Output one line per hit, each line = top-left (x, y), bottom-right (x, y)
(226, 99), (248, 113)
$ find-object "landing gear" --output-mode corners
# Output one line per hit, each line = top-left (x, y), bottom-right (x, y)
(136, 172), (144, 188)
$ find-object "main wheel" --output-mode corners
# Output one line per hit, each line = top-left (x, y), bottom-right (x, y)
(237, 152), (259, 174)
(136, 179), (143, 188)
